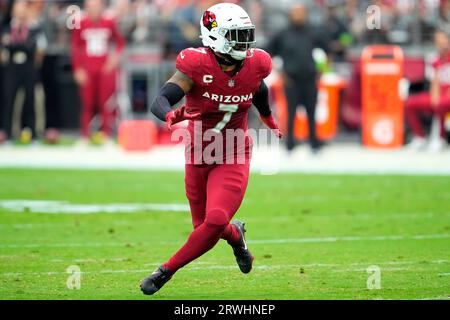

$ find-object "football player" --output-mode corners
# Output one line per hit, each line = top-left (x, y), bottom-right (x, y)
(141, 3), (282, 295)
(405, 29), (450, 152)
(71, 0), (125, 142)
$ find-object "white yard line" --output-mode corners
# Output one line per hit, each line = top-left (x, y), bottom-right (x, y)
(0, 242), (127, 249)
(0, 233), (448, 249)
(248, 234), (450, 244)
(418, 296), (450, 300)
(1, 260), (448, 277)
(334, 267), (412, 272)
(9, 258), (444, 269)
(0, 212), (442, 231)
(70, 258), (130, 263)
(0, 200), (190, 214)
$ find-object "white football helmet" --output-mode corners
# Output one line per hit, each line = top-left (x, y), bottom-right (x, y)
(200, 3), (256, 60)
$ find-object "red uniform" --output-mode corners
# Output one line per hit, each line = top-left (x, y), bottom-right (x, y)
(176, 47), (272, 164)
(163, 47), (272, 273)
(71, 14), (125, 138)
(406, 53), (450, 138)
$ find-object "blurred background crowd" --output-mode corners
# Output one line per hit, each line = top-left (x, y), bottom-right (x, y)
(0, 0), (449, 152)
(3, 0), (447, 55)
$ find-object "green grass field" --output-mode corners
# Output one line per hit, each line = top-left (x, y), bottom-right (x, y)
(0, 168), (449, 300)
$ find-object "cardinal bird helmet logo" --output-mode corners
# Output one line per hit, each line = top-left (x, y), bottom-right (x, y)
(202, 11), (217, 31)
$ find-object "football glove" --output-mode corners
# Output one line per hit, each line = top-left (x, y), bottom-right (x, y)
(260, 114), (283, 139)
(165, 105), (200, 131)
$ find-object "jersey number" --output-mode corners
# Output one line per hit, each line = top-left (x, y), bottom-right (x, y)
(86, 37), (108, 57)
(181, 47), (207, 59)
(212, 104), (238, 133)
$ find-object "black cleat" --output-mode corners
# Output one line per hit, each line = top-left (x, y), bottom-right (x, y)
(230, 220), (254, 274)
(140, 265), (172, 295)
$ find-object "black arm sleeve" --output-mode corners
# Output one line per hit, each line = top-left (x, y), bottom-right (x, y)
(253, 80), (271, 117)
(150, 82), (186, 121)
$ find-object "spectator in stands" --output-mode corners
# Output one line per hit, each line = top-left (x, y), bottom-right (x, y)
(266, 3), (328, 153)
(71, 0), (125, 144)
(414, 0), (438, 43)
(405, 29), (450, 152)
(437, 0), (450, 35)
(0, 0), (8, 143)
(386, 5), (412, 44)
(124, 0), (161, 44)
(323, 2), (352, 62)
(163, 0), (202, 59)
(0, 0), (47, 144)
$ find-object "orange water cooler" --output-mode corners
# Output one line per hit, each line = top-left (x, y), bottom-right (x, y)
(361, 45), (404, 148)
(118, 120), (158, 151)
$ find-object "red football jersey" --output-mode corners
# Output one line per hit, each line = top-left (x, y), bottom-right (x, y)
(432, 53), (450, 92)
(71, 14), (125, 72)
(176, 47), (272, 164)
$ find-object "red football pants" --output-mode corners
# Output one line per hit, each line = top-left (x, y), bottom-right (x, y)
(78, 68), (117, 138)
(163, 161), (250, 274)
(405, 92), (450, 138)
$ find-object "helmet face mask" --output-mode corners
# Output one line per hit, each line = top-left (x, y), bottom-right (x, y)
(225, 27), (255, 51)
(200, 3), (256, 61)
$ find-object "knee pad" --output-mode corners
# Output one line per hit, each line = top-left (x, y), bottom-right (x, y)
(204, 208), (229, 229)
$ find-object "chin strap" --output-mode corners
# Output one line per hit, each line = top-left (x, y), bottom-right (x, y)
(214, 52), (242, 67)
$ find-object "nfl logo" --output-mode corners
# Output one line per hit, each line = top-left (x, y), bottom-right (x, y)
(228, 80), (235, 88)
